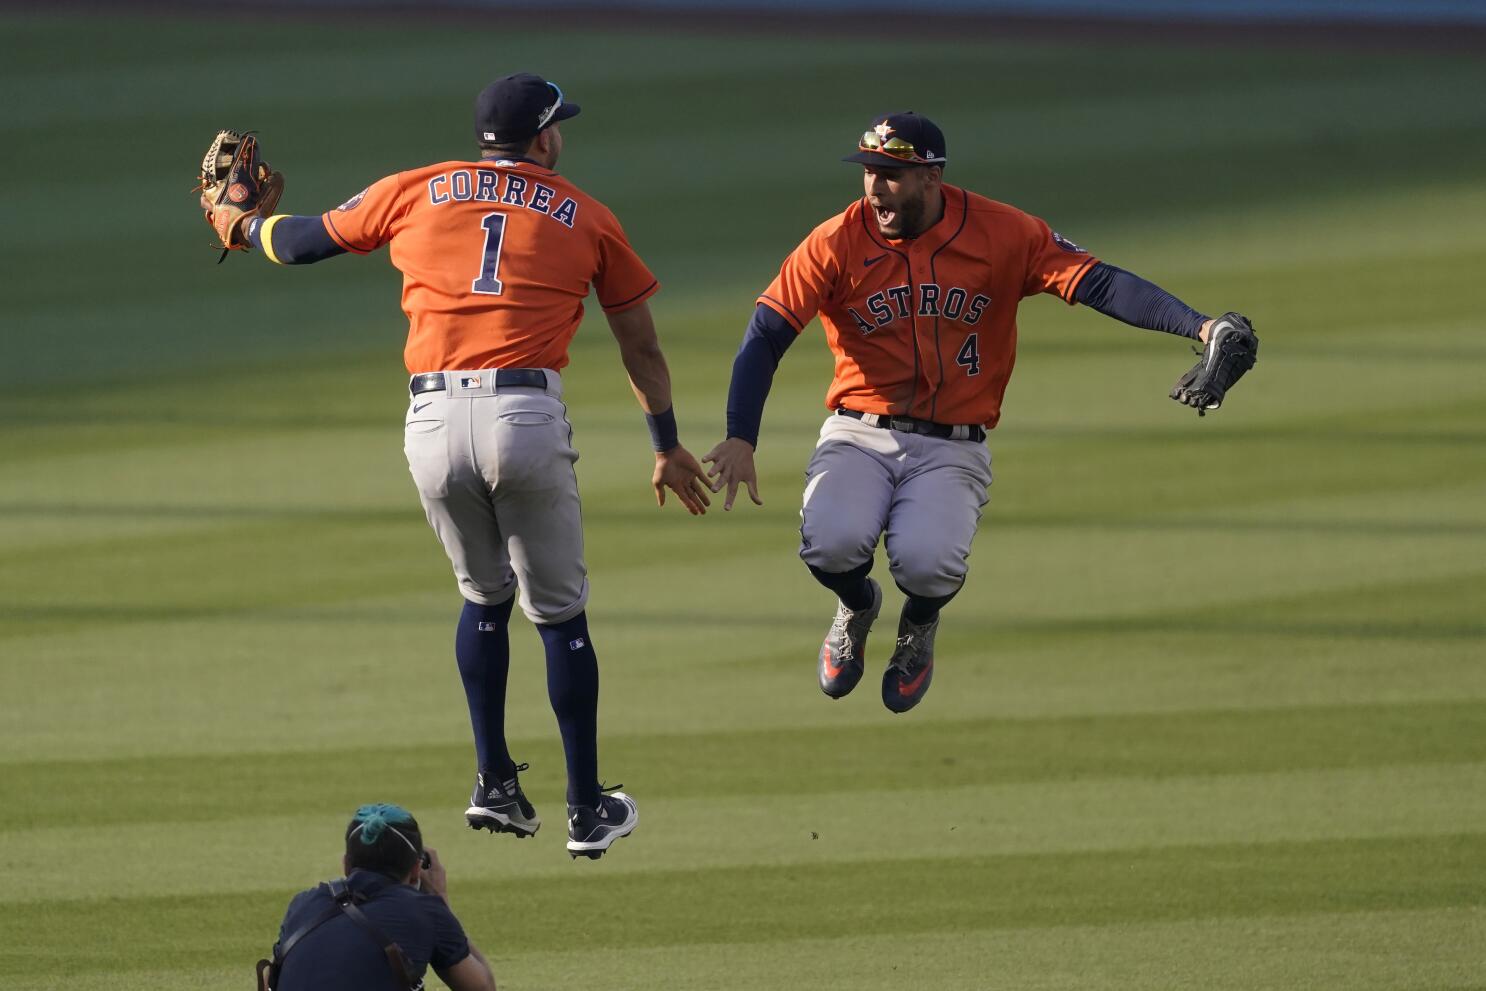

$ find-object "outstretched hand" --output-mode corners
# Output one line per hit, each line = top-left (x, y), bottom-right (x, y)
(653, 445), (711, 515)
(702, 438), (763, 511)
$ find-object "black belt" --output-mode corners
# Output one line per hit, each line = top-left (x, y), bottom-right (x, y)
(409, 369), (548, 395)
(836, 408), (985, 443)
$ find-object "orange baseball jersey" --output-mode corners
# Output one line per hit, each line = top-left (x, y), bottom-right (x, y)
(758, 184), (1097, 428)
(320, 159), (658, 373)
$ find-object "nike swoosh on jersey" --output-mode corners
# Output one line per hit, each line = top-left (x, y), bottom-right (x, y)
(412, 402), (433, 413)
(863, 253), (888, 267)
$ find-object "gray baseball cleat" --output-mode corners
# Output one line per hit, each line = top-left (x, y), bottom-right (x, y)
(881, 612), (939, 714)
(567, 790), (638, 860)
(818, 578), (883, 699)
(466, 763), (540, 837)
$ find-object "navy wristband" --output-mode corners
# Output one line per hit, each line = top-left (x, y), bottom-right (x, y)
(645, 406), (679, 452)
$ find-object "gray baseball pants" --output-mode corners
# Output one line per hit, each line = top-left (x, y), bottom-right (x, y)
(403, 369), (588, 624)
(799, 414), (993, 598)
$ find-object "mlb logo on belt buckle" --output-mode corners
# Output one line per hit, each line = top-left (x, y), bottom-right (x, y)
(459, 375), (481, 388)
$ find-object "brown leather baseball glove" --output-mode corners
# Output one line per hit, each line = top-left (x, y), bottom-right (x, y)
(196, 130), (284, 261)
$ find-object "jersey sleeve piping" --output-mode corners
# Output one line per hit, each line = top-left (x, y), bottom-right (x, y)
(599, 279), (659, 313)
(1061, 256), (1099, 303)
(321, 213), (372, 255)
(757, 294), (805, 332)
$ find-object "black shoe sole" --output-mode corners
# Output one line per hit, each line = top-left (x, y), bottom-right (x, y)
(465, 813), (539, 838)
(820, 668), (864, 699)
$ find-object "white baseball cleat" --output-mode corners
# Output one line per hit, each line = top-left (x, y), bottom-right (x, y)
(566, 791), (638, 860)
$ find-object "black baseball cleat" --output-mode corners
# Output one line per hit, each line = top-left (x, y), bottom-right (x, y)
(465, 763), (540, 837)
(566, 790), (638, 860)
(881, 613), (939, 714)
(818, 578), (882, 699)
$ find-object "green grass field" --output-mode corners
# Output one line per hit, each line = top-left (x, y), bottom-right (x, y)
(3, 8), (1485, 989)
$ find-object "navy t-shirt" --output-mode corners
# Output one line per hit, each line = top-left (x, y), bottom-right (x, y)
(274, 869), (470, 991)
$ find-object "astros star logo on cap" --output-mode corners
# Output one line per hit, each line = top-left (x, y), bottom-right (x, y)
(874, 122), (896, 140)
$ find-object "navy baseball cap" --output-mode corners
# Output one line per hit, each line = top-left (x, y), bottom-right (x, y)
(843, 112), (948, 168)
(475, 73), (580, 144)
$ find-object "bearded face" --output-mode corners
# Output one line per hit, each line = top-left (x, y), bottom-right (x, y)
(862, 164), (942, 239)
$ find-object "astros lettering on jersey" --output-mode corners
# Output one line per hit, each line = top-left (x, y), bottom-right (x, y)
(759, 184), (1097, 428)
(269, 158), (658, 374)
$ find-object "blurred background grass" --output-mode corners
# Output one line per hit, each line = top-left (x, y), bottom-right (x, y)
(1, 6), (1484, 990)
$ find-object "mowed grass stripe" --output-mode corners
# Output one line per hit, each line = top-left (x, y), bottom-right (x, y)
(487, 908), (1486, 991)
(11, 763), (1482, 904)
(4, 834), (1480, 977)
(989, 571), (1486, 642)
(3, 511), (1482, 640)
(4, 908), (1481, 991)
(4, 701), (1481, 830)
(6, 620), (1481, 762)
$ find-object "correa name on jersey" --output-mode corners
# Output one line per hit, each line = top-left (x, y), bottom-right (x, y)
(426, 167), (578, 229)
(846, 283), (992, 335)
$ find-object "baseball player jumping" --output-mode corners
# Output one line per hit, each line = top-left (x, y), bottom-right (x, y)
(705, 112), (1256, 714)
(198, 73), (712, 858)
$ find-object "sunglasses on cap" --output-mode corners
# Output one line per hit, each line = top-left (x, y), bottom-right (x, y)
(536, 82), (565, 131)
(858, 130), (943, 165)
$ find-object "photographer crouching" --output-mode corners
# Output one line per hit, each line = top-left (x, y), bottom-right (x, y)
(259, 804), (498, 991)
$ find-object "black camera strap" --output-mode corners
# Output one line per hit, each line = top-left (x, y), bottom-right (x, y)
(329, 879), (421, 989)
(258, 878), (419, 991)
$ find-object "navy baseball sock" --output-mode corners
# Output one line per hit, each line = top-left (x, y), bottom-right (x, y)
(455, 598), (517, 780)
(899, 584), (960, 625)
(808, 560), (876, 611)
(536, 612), (602, 809)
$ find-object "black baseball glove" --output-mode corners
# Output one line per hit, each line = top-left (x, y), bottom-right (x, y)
(1170, 312), (1258, 416)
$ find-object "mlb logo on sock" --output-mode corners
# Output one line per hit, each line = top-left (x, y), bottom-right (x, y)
(478, 621), (498, 632)
(569, 637), (586, 650)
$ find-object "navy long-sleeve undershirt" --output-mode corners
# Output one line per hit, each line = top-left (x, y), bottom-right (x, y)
(725, 304), (798, 448)
(1073, 262), (1208, 339)
(245, 215), (347, 264)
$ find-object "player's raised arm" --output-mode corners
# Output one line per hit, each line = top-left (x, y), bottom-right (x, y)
(1067, 261), (1258, 413)
(604, 301), (711, 516)
(196, 130), (389, 266)
(1066, 259), (1211, 340)
(242, 215), (348, 265)
(1031, 221), (1258, 413)
(243, 173), (404, 265)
